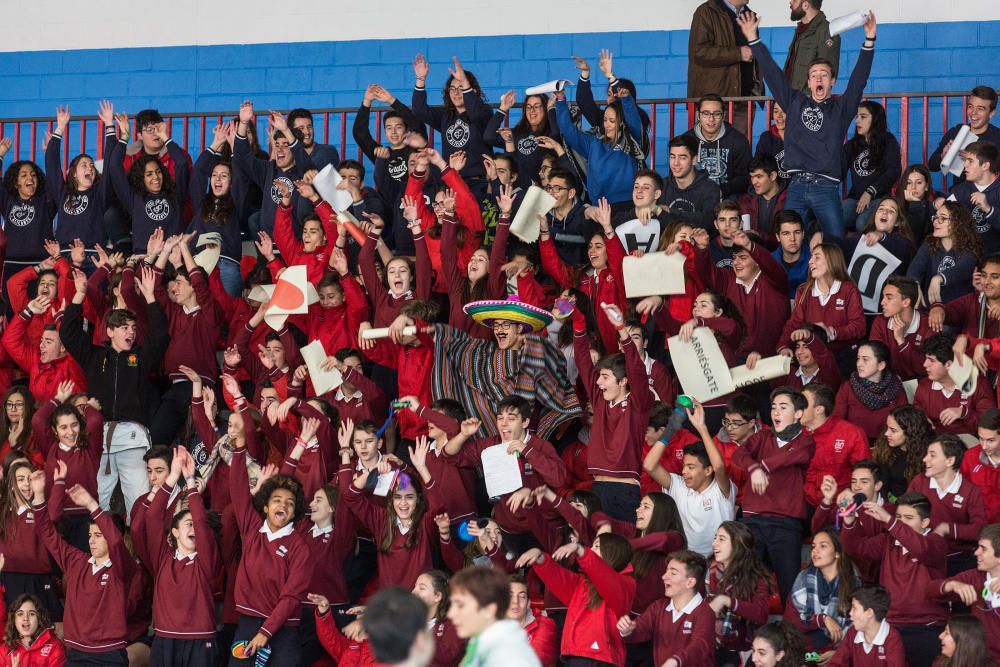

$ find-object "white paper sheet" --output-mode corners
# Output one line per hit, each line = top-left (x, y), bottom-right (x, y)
(848, 241), (902, 314)
(300, 340), (343, 395)
(264, 265), (316, 330)
(829, 9), (869, 37)
(373, 469), (400, 497)
(903, 379), (919, 403)
(361, 326), (418, 340)
(510, 186), (556, 242)
(615, 218), (662, 254)
(668, 327), (736, 402)
(312, 164), (355, 212)
(940, 125), (976, 177)
(730, 355), (792, 389)
(525, 80), (572, 96)
(481, 443), (523, 498)
(948, 354), (979, 396)
(621, 252), (687, 297)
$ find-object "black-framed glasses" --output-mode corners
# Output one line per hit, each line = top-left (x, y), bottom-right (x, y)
(544, 185), (568, 193)
(699, 111), (724, 120)
(491, 321), (515, 331)
(5, 402), (24, 409)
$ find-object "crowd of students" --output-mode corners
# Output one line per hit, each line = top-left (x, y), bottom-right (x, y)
(0, 6), (998, 667)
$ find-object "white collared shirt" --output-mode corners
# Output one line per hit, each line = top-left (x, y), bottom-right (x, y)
(795, 365), (819, 385)
(930, 381), (957, 399)
(608, 392), (631, 409)
(812, 280), (842, 307)
(667, 592), (704, 623)
(396, 517), (412, 536)
(735, 271), (761, 295)
(929, 472), (963, 499)
(16, 505), (28, 516)
(88, 556), (112, 575)
(887, 310), (921, 337)
(356, 451), (384, 474)
(258, 521), (296, 542)
(310, 523), (333, 538)
(335, 386), (363, 404)
(855, 619), (891, 654)
(174, 550), (197, 561)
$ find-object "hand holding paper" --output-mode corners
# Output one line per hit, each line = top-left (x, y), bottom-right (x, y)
(510, 186), (556, 242)
(312, 164), (356, 212)
(300, 340), (343, 395)
(525, 80), (572, 96)
(940, 125), (976, 177)
(829, 9), (870, 37)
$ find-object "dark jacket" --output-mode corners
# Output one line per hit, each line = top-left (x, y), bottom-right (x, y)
(547, 200), (590, 266)
(684, 121), (752, 198)
(929, 123), (1000, 187)
(659, 170), (721, 230)
(843, 133), (902, 201)
(949, 177), (1000, 253)
(59, 300), (168, 426)
(688, 0), (762, 98)
(755, 127), (788, 180)
(783, 11), (841, 92)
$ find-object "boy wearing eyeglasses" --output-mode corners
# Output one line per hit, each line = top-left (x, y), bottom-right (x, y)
(682, 94), (751, 199)
(542, 170), (587, 266)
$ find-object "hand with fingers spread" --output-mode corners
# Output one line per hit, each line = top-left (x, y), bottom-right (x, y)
(598, 49), (614, 80)
(497, 183), (515, 216)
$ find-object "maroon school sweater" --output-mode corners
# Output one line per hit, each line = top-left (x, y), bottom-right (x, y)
(34, 502), (134, 652)
(573, 333), (653, 482)
(322, 365), (387, 426)
(414, 405), (477, 525)
(229, 448), (311, 639)
(147, 485), (220, 640)
(832, 381), (907, 442)
(913, 377), (996, 436)
(827, 623), (906, 667)
(295, 506), (356, 608)
(0, 506), (51, 575)
(869, 313), (931, 381)
(153, 265), (221, 383)
(447, 433), (568, 534)
(732, 429), (815, 520)
(907, 474), (988, 557)
(339, 465), (445, 590)
(932, 569), (1000, 663)
(627, 593), (717, 667)
(804, 417), (871, 508)
(842, 517), (948, 626)
(811, 499), (894, 584)
(779, 281), (866, 353)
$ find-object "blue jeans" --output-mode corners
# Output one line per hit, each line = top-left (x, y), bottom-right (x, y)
(786, 173), (844, 239)
(217, 257), (244, 297)
(843, 197), (879, 232)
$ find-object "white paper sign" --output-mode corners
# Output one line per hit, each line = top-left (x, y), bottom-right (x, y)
(941, 125), (976, 177)
(730, 355), (792, 389)
(312, 164), (355, 212)
(848, 242), (902, 314)
(525, 80), (572, 96)
(300, 340), (343, 395)
(668, 327), (736, 402)
(622, 252), (687, 297)
(510, 186), (556, 242)
(829, 9), (870, 37)
(263, 265), (319, 330)
(373, 469), (400, 497)
(480, 444), (523, 498)
(615, 218), (662, 254)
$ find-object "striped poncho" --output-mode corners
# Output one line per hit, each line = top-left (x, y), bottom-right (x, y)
(432, 324), (581, 439)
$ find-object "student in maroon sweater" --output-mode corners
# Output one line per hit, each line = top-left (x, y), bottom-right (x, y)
(148, 231), (222, 445)
(915, 333), (997, 437)
(778, 242), (866, 360)
(732, 386), (815, 601)
(0, 461), (60, 620)
(832, 341), (908, 442)
(618, 550), (716, 667)
(870, 275), (930, 381)
(571, 302), (653, 522)
(841, 492), (948, 667)
(410, 570), (466, 667)
(340, 438), (445, 590)
(962, 408), (1000, 522)
(29, 470), (135, 664)
(228, 440), (311, 666)
(828, 586), (906, 667)
(320, 350), (387, 426)
(442, 395), (568, 552)
(908, 434), (988, 574)
(146, 447), (220, 666)
(128, 445), (175, 572)
(932, 524), (1000, 663)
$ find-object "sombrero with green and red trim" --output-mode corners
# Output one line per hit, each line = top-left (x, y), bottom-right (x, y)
(463, 296), (553, 332)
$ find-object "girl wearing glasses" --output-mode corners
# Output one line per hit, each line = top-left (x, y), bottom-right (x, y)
(907, 201), (982, 306)
(484, 92), (561, 184)
(0, 388), (39, 469)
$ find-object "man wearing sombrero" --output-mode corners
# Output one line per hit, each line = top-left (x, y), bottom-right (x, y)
(431, 296), (580, 441)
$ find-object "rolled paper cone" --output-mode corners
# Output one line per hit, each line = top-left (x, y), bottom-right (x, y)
(343, 219), (369, 245)
(361, 326), (418, 340)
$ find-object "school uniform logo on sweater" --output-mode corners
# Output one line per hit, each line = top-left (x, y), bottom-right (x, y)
(775, 149), (788, 178)
(517, 135), (538, 156)
(445, 119), (471, 148)
(972, 205), (988, 232)
(8, 202), (35, 227)
(64, 193), (90, 216)
(145, 198), (170, 222)
(270, 177), (294, 205)
(853, 149), (875, 177)
(937, 255), (956, 274)
(802, 106), (825, 132)
(388, 156), (408, 181)
(668, 197), (696, 214)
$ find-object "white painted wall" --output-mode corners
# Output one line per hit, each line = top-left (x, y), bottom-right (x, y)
(5, 0), (996, 52)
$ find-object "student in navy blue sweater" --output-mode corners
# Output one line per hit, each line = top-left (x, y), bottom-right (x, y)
(842, 100), (902, 233)
(738, 9), (877, 239)
(0, 149), (55, 289)
(938, 140), (1000, 253)
(189, 121), (247, 296)
(907, 201), (982, 306)
(45, 102), (116, 259)
(484, 91), (561, 184)
(411, 55), (492, 188)
(287, 108), (340, 172)
(106, 112), (189, 253)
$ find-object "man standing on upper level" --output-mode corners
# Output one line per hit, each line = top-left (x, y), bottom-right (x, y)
(784, 0), (840, 93)
(688, 0), (762, 137)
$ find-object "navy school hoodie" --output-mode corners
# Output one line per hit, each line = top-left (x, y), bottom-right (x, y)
(683, 121), (752, 198)
(659, 170), (721, 230)
(46, 128), (116, 249)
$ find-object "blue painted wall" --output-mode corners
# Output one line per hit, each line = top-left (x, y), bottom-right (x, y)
(0, 21), (997, 170)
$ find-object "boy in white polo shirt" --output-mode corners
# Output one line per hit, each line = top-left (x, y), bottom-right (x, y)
(643, 400), (736, 556)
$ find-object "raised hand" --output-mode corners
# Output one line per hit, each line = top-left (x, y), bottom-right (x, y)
(338, 417), (355, 456)
(863, 10), (877, 39)
(571, 55), (591, 77)
(499, 90), (516, 112)
(371, 85), (395, 104)
(307, 593), (331, 615)
(736, 10), (760, 41)
(27, 295), (51, 316)
(0, 137), (11, 159)
(299, 416), (321, 444)
(514, 547), (544, 569)
(136, 266), (157, 303)
(329, 246), (349, 276)
(222, 345), (242, 368)
(55, 379), (76, 403)
(71, 269), (87, 297)
(55, 105), (71, 133)
(412, 54), (429, 80)
(53, 460), (69, 483)
(273, 178), (292, 206)
(598, 49), (614, 79)
(67, 484), (97, 510)
(497, 183), (514, 215)
(448, 150), (467, 173)
(460, 418), (481, 437)
(448, 56), (469, 88)
(402, 195), (420, 223)
(238, 100), (254, 125)
(146, 226), (165, 258)
(69, 238), (86, 266)
(98, 100), (115, 128)
(268, 110), (288, 133)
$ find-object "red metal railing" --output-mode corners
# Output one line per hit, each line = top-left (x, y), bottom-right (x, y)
(0, 92), (968, 190)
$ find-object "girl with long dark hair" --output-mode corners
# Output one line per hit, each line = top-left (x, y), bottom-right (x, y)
(0, 593), (65, 665)
(750, 621), (807, 667)
(936, 614), (996, 667)
(484, 91), (561, 183)
(843, 100), (902, 231)
(907, 201), (982, 305)
(895, 164), (936, 245)
(870, 404), (936, 499)
(0, 156), (53, 281)
(411, 569), (465, 667)
(0, 387), (38, 469)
